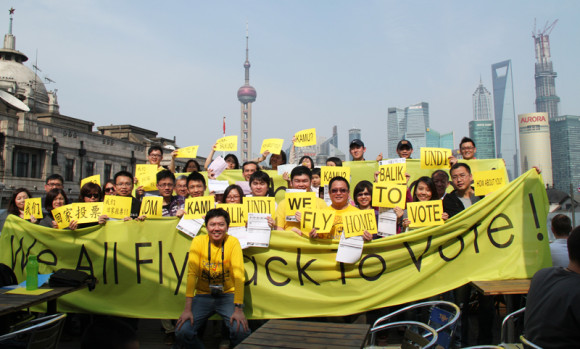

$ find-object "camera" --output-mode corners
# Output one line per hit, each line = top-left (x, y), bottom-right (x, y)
(210, 284), (223, 296)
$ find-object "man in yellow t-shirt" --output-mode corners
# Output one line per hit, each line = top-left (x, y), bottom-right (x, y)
(275, 166), (327, 236)
(307, 176), (372, 241)
(175, 208), (250, 348)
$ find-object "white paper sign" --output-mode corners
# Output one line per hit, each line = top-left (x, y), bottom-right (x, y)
(209, 179), (230, 194)
(209, 156), (228, 178)
(323, 185), (332, 206)
(336, 233), (364, 264)
(277, 164), (297, 175)
(176, 217), (204, 238)
(227, 227), (250, 249)
(378, 158), (406, 166)
(246, 213), (271, 248)
(235, 181), (252, 195)
(377, 208), (398, 237)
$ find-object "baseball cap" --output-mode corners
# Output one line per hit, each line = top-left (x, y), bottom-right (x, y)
(350, 139), (364, 148)
(397, 140), (413, 150)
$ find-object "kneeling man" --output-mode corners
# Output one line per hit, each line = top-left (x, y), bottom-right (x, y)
(175, 208), (250, 348)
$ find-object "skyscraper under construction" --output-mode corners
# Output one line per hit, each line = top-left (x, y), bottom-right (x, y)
(533, 20), (560, 119)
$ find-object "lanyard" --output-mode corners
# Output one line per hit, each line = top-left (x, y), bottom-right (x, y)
(207, 239), (225, 284)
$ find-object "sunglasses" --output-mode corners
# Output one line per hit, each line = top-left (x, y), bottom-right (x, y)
(85, 193), (100, 199)
(330, 188), (348, 194)
(104, 188), (115, 193)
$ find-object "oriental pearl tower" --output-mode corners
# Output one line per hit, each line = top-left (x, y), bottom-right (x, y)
(237, 25), (257, 162)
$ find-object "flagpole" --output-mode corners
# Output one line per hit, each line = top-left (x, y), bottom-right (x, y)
(222, 116), (226, 158)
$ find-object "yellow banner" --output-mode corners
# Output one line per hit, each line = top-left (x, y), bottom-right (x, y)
(260, 139), (284, 155)
(215, 136), (238, 151)
(103, 196), (132, 219)
(244, 197), (276, 215)
(216, 204), (246, 227)
(184, 196), (215, 219)
(372, 182), (407, 208)
(377, 163), (406, 184)
(473, 169), (508, 196)
(175, 146), (199, 159)
(300, 209), (335, 234)
(0, 170), (550, 319)
(24, 198), (43, 219)
(52, 204), (73, 229)
(140, 197), (163, 217)
(320, 166), (351, 186)
(80, 175), (101, 189)
(407, 200), (445, 228)
(342, 210), (377, 238)
(420, 147), (452, 169)
(135, 164), (159, 191)
(294, 128), (316, 147)
(71, 202), (103, 224)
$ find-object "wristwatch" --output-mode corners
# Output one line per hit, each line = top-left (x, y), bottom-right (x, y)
(234, 303), (245, 309)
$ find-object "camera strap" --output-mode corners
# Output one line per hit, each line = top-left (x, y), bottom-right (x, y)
(208, 239), (225, 284)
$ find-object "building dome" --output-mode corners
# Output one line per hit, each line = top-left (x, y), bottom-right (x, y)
(0, 59), (50, 113)
(237, 85), (257, 104)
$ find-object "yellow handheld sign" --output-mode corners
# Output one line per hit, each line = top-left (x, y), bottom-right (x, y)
(473, 169), (507, 196)
(216, 203), (246, 227)
(300, 209), (336, 234)
(420, 148), (452, 169)
(260, 138), (284, 155)
(135, 164), (159, 191)
(320, 166), (351, 186)
(244, 197), (276, 215)
(407, 200), (445, 228)
(215, 136), (238, 151)
(377, 163), (406, 184)
(103, 196), (133, 219)
(175, 145), (199, 159)
(23, 198), (43, 220)
(342, 210), (377, 238)
(51, 204), (73, 229)
(80, 175), (101, 189)
(72, 202), (103, 224)
(372, 183), (407, 208)
(140, 197), (163, 217)
(294, 128), (317, 147)
(285, 192), (317, 216)
(184, 196), (215, 219)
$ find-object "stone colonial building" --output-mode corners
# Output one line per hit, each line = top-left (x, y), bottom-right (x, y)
(0, 11), (201, 202)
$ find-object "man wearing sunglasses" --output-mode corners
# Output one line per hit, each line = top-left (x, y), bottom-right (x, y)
(308, 176), (372, 241)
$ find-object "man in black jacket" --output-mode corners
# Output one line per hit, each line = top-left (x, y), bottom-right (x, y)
(442, 163), (482, 218)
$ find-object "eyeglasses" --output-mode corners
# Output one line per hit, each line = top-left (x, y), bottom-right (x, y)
(331, 188), (348, 194)
(158, 183), (174, 188)
(356, 192), (371, 197)
(85, 193), (100, 199)
(451, 173), (469, 181)
(461, 146), (475, 151)
(149, 153), (162, 158)
(227, 195), (241, 200)
(104, 187), (115, 193)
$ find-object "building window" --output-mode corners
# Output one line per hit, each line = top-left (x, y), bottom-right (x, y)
(85, 161), (94, 177)
(12, 147), (43, 178)
(64, 159), (75, 182)
(104, 164), (112, 181)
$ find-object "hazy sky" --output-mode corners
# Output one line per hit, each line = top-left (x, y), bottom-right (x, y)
(6, 1), (579, 159)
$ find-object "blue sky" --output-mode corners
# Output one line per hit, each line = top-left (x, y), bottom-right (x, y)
(6, 1), (579, 159)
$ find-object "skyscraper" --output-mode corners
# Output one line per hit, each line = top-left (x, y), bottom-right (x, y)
(518, 112), (553, 186)
(387, 102), (429, 158)
(533, 20), (560, 119)
(491, 60), (519, 180)
(469, 121), (495, 159)
(550, 115), (580, 191)
(470, 79), (495, 159)
(473, 78), (493, 121)
(348, 128), (361, 145)
(237, 26), (257, 162)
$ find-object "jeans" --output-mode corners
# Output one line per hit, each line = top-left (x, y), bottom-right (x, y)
(174, 293), (251, 349)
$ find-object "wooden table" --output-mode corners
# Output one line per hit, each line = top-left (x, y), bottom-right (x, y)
(235, 319), (371, 349)
(470, 279), (531, 296)
(0, 286), (87, 316)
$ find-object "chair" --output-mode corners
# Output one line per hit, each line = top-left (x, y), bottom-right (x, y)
(371, 301), (461, 349)
(500, 307), (525, 345)
(0, 313), (67, 349)
(519, 335), (542, 349)
(366, 320), (438, 349)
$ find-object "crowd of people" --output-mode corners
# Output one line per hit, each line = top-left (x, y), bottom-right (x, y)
(2, 136), (575, 348)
